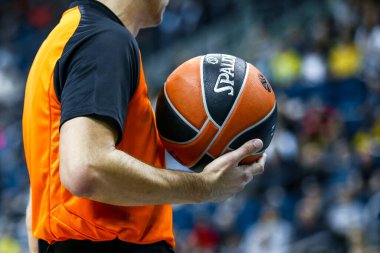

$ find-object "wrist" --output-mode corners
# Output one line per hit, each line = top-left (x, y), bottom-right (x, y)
(191, 172), (211, 203)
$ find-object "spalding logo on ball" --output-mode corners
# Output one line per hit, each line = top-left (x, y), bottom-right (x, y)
(156, 54), (277, 172)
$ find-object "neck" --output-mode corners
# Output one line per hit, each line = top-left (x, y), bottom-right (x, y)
(97, 0), (142, 37)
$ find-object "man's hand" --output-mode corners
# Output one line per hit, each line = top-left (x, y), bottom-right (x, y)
(201, 139), (265, 202)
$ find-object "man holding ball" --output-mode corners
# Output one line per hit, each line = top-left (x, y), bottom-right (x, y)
(23, 0), (266, 252)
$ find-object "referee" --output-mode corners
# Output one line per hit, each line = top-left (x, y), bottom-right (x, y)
(22, 0), (266, 252)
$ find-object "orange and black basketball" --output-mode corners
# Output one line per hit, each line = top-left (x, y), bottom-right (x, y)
(156, 54), (277, 171)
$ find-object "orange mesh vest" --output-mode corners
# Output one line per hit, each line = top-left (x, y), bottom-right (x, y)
(22, 2), (174, 246)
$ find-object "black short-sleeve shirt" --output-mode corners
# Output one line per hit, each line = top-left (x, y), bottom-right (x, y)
(54, 0), (140, 143)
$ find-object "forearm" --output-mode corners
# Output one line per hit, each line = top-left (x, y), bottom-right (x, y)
(60, 117), (265, 207)
(81, 148), (208, 206)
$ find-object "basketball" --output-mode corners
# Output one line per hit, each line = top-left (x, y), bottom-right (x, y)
(156, 54), (277, 171)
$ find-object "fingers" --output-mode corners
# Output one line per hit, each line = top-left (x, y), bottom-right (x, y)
(209, 139), (263, 169)
(228, 139), (263, 166)
(241, 153), (266, 176)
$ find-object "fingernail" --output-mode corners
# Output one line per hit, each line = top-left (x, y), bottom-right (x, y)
(252, 139), (261, 148)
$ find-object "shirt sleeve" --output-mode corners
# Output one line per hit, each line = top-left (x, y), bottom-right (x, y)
(57, 30), (140, 144)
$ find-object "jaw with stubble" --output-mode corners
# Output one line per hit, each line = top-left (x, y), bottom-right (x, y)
(141, 0), (169, 27)
(98, 0), (169, 34)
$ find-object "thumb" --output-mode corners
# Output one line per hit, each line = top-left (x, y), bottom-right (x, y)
(213, 139), (263, 168)
(231, 139), (263, 163)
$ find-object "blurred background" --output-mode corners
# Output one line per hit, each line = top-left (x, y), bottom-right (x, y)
(0, 0), (379, 252)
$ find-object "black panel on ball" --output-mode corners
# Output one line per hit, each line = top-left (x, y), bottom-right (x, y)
(189, 154), (214, 173)
(229, 105), (277, 152)
(155, 88), (198, 142)
(202, 54), (247, 126)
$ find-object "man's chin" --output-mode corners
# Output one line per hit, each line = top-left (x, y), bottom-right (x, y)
(145, 16), (164, 28)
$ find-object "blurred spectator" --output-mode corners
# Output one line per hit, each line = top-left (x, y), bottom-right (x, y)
(0, 235), (21, 253)
(242, 207), (292, 253)
(301, 52), (327, 84)
(271, 49), (301, 86)
(293, 184), (324, 241)
(327, 186), (364, 243)
(187, 214), (221, 253)
(363, 172), (380, 248)
(328, 42), (361, 78)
